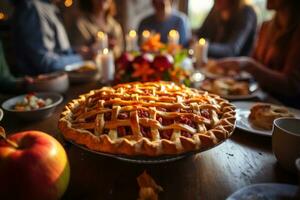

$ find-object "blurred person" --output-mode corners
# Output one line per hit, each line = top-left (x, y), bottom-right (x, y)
(12, 0), (93, 76)
(196, 0), (257, 58)
(69, 0), (123, 58)
(0, 40), (30, 93)
(138, 0), (191, 47)
(216, 0), (300, 108)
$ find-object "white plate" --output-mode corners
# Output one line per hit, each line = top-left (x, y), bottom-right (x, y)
(233, 101), (300, 136)
(200, 67), (252, 80)
(0, 108), (3, 121)
(201, 81), (259, 100)
(226, 183), (298, 200)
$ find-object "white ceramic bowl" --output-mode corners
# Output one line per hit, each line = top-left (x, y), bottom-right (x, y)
(1, 92), (63, 121)
(272, 117), (300, 172)
(296, 158), (300, 185)
(27, 72), (69, 94)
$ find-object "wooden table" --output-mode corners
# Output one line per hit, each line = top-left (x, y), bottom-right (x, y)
(0, 82), (298, 200)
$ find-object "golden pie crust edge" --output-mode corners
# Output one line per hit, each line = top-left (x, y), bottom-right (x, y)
(58, 84), (236, 157)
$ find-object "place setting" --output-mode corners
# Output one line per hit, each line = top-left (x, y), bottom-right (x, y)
(233, 101), (300, 136)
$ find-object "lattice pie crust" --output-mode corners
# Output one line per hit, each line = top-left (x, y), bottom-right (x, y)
(59, 82), (236, 156)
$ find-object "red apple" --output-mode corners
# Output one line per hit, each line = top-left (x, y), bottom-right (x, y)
(153, 54), (174, 72)
(0, 130), (70, 200)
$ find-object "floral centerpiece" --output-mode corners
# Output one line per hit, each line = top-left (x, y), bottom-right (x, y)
(115, 34), (193, 85)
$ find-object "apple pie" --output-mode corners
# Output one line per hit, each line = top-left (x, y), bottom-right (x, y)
(249, 103), (294, 130)
(58, 82), (236, 156)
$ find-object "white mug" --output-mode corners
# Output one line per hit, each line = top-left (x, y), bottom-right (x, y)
(272, 117), (300, 173)
(296, 158), (300, 185)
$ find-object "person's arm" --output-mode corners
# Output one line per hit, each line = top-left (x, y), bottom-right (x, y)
(69, 18), (91, 48)
(112, 21), (124, 58)
(217, 52), (300, 97)
(19, 6), (82, 74)
(0, 41), (23, 93)
(249, 49), (300, 97)
(208, 6), (257, 58)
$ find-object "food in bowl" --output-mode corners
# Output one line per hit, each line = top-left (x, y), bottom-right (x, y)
(249, 103), (294, 130)
(2, 92), (63, 121)
(201, 78), (250, 96)
(65, 61), (99, 83)
(59, 81), (236, 156)
(71, 63), (97, 73)
(14, 93), (53, 111)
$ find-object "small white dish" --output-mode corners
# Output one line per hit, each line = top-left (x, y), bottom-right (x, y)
(27, 72), (69, 94)
(226, 183), (299, 200)
(233, 101), (300, 136)
(1, 92), (63, 121)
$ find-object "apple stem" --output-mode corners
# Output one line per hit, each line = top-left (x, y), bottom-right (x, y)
(0, 126), (19, 149)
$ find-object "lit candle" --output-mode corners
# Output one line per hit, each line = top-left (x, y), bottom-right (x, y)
(0, 12), (6, 21)
(96, 31), (108, 51)
(168, 29), (179, 45)
(126, 30), (138, 52)
(193, 38), (208, 68)
(142, 30), (151, 43)
(64, 0), (73, 7)
(96, 48), (115, 83)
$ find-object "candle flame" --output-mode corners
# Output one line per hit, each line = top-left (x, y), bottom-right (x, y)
(129, 30), (137, 38)
(97, 31), (106, 39)
(169, 29), (179, 37)
(0, 12), (6, 21)
(199, 38), (206, 45)
(103, 48), (109, 54)
(142, 30), (150, 38)
(64, 0), (73, 7)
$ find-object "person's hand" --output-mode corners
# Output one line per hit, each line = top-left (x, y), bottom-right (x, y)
(24, 76), (34, 84)
(13, 76), (33, 92)
(216, 57), (256, 72)
(76, 46), (95, 60)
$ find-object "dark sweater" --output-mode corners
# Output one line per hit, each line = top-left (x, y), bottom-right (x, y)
(197, 5), (257, 58)
(0, 41), (18, 93)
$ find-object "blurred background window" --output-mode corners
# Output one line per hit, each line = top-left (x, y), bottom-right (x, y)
(188, 0), (274, 30)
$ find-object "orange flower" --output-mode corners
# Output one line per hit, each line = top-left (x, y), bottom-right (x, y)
(170, 67), (189, 83)
(166, 43), (182, 55)
(141, 34), (165, 52)
(132, 62), (155, 82)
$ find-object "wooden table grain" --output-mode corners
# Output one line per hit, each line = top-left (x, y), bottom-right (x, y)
(0, 82), (298, 200)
